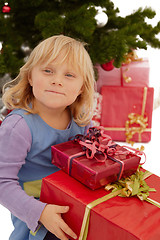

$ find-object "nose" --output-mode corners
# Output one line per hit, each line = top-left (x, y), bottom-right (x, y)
(51, 75), (63, 86)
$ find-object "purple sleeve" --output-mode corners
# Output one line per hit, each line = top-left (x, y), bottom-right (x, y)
(0, 115), (46, 232)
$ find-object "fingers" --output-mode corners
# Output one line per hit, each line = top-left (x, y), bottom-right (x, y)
(55, 208), (77, 240)
(60, 220), (77, 239)
(56, 205), (70, 214)
(39, 204), (77, 240)
(53, 227), (70, 240)
(49, 216), (77, 240)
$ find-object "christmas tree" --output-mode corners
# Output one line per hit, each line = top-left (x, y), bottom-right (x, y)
(0, 0), (160, 78)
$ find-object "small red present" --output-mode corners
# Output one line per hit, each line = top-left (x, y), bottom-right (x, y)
(40, 170), (160, 240)
(51, 127), (142, 190)
(101, 86), (154, 144)
(95, 59), (149, 92)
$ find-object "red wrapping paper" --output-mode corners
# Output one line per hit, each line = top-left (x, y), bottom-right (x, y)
(51, 140), (141, 190)
(40, 170), (160, 240)
(101, 86), (154, 142)
(95, 59), (149, 92)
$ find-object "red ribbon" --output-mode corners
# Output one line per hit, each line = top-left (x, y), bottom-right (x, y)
(120, 145), (146, 165)
(68, 127), (145, 180)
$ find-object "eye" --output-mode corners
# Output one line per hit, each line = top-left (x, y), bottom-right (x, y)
(44, 69), (53, 73)
(42, 67), (53, 75)
(65, 73), (75, 78)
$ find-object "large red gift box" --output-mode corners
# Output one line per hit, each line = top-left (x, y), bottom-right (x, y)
(51, 139), (141, 190)
(95, 59), (149, 92)
(101, 86), (154, 143)
(40, 170), (160, 240)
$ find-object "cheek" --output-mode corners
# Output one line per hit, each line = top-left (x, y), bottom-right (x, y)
(31, 81), (43, 98)
(68, 87), (82, 99)
(66, 87), (81, 104)
(72, 81), (84, 95)
(32, 78), (45, 91)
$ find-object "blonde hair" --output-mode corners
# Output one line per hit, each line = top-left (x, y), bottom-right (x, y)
(2, 35), (96, 126)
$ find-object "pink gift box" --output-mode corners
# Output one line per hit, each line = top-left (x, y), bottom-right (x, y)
(122, 59), (149, 87)
(95, 64), (120, 92)
(51, 140), (141, 190)
(95, 59), (149, 92)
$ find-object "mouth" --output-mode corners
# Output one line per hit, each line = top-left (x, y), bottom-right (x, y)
(45, 90), (65, 95)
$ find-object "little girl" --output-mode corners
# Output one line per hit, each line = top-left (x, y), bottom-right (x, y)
(0, 35), (95, 240)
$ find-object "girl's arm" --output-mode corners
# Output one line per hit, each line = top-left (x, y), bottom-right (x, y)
(0, 115), (46, 232)
(0, 115), (78, 239)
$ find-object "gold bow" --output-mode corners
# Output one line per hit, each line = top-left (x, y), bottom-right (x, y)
(125, 87), (148, 145)
(123, 50), (142, 65)
(125, 113), (148, 145)
(104, 167), (156, 201)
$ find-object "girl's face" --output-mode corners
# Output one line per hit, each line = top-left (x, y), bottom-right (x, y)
(29, 54), (84, 113)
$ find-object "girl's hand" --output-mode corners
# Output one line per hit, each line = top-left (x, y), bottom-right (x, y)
(39, 204), (77, 240)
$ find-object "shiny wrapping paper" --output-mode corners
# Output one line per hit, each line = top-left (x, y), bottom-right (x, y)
(95, 59), (149, 92)
(51, 140), (141, 190)
(101, 86), (154, 143)
(40, 170), (160, 240)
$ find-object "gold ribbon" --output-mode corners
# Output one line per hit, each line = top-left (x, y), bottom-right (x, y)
(122, 51), (143, 83)
(79, 190), (122, 240)
(123, 67), (132, 83)
(104, 127), (151, 132)
(79, 167), (160, 240)
(123, 51), (143, 65)
(125, 87), (148, 145)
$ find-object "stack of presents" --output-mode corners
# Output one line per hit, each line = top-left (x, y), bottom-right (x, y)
(36, 53), (160, 239)
(93, 53), (154, 145)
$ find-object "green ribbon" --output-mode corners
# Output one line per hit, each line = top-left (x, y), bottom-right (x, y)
(79, 167), (160, 240)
